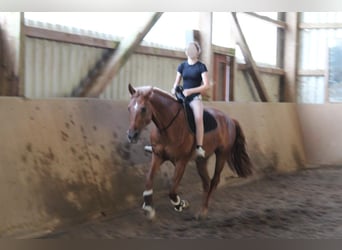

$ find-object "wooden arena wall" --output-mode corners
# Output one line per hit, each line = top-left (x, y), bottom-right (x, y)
(297, 104), (342, 166)
(1, 97), (340, 238)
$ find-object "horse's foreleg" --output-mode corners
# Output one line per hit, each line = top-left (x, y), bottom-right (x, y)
(142, 153), (163, 219)
(169, 160), (189, 212)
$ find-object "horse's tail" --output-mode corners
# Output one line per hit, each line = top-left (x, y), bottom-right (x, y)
(229, 119), (253, 177)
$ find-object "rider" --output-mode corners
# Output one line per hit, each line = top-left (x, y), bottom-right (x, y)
(171, 41), (210, 158)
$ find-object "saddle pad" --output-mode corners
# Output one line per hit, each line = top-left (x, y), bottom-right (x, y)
(184, 104), (218, 134)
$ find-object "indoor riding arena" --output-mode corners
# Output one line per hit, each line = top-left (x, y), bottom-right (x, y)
(1, 12), (342, 239)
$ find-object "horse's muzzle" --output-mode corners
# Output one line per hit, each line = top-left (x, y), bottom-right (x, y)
(127, 129), (139, 143)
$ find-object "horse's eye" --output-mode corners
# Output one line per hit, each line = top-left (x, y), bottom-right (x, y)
(141, 107), (147, 113)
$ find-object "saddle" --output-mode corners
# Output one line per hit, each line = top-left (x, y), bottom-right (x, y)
(175, 86), (217, 134)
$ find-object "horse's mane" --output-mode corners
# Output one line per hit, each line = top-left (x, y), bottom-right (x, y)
(136, 85), (177, 102)
(153, 87), (177, 101)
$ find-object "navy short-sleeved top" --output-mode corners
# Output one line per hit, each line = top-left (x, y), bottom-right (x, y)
(177, 61), (208, 90)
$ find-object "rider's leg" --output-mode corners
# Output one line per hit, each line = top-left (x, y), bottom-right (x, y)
(190, 97), (205, 157)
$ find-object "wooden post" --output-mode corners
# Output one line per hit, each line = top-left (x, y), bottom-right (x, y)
(283, 12), (299, 102)
(0, 12), (22, 96)
(198, 12), (213, 100)
(230, 12), (270, 102)
(72, 12), (163, 97)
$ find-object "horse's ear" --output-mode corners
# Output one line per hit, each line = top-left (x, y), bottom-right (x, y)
(128, 83), (136, 96)
(147, 86), (154, 98)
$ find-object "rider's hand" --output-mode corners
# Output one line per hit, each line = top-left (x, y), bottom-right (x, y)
(183, 89), (191, 97)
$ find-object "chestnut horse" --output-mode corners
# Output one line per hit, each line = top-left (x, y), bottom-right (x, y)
(127, 83), (253, 219)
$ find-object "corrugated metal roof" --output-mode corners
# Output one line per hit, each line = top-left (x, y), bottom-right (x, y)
(24, 18), (122, 42)
(24, 37), (183, 100)
(25, 38), (104, 98)
(24, 13), (193, 52)
(100, 53), (182, 100)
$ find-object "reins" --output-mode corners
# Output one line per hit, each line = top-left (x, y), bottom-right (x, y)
(157, 105), (182, 133)
(148, 87), (183, 133)
(152, 95), (182, 133)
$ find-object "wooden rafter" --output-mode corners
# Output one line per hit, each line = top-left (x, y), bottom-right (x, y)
(244, 12), (287, 29)
(72, 12), (163, 97)
(230, 12), (270, 102)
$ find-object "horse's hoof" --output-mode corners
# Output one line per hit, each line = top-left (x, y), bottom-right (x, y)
(142, 204), (156, 220)
(181, 200), (190, 209)
(195, 209), (208, 220)
(173, 199), (190, 212)
(195, 213), (207, 220)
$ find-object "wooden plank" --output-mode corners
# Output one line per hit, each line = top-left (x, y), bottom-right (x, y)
(297, 69), (325, 76)
(299, 23), (342, 29)
(72, 12), (163, 97)
(212, 45), (235, 57)
(23, 25), (119, 49)
(230, 12), (270, 102)
(238, 63), (285, 76)
(244, 12), (287, 29)
(135, 45), (185, 60)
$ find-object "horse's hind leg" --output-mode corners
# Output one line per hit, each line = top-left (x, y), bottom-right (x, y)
(199, 152), (226, 219)
(195, 158), (210, 218)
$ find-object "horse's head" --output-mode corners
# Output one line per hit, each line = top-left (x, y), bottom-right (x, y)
(127, 83), (154, 143)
